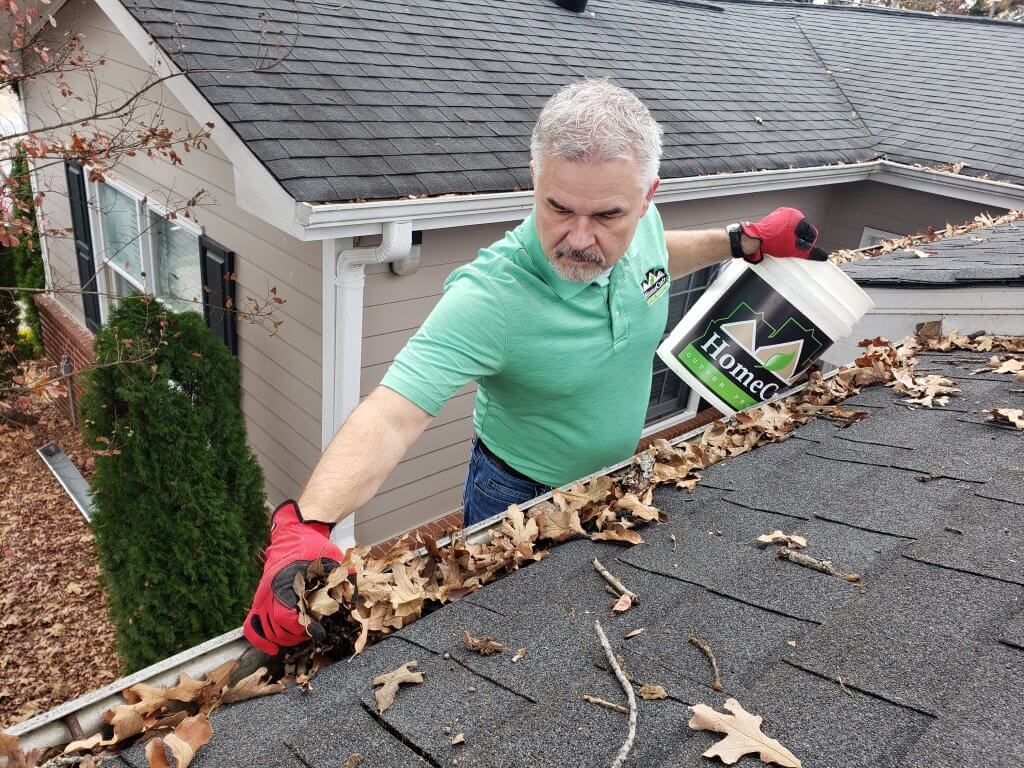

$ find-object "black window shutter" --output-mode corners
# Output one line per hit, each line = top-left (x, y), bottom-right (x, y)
(64, 161), (101, 332)
(199, 235), (237, 355)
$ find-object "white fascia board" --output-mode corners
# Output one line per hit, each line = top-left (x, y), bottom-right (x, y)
(873, 161), (1024, 210)
(93, 0), (305, 239)
(295, 162), (879, 240)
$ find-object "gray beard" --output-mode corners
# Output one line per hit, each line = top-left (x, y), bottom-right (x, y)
(552, 245), (605, 283)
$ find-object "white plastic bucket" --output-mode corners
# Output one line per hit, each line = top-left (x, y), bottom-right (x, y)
(657, 258), (874, 416)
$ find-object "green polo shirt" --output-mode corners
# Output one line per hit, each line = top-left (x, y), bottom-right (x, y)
(380, 204), (671, 488)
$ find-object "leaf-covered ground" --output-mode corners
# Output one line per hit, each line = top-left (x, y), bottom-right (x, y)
(0, 394), (120, 729)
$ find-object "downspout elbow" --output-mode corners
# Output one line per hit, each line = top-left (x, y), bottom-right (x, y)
(337, 220), (415, 283)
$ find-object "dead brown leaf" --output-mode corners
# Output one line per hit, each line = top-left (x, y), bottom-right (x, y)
(464, 631), (505, 656)
(144, 714), (213, 768)
(220, 667), (286, 705)
(755, 530), (807, 550)
(985, 408), (1024, 430)
(611, 593), (633, 614)
(590, 523), (644, 546)
(530, 501), (585, 543)
(340, 755), (364, 768)
(372, 661), (424, 713)
(688, 698), (801, 767)
(624, 628), (646, 639)
(639, 684), (667, 700)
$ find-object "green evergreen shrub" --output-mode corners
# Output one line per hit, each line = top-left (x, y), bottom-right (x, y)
(80, 296), (267, 672)
(0, 240), (19, 373)
(9, 145), (44, 350)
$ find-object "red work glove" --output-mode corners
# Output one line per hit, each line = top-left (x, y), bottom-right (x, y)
(740, 207), (828, 264)
(244, 500), (347, 655)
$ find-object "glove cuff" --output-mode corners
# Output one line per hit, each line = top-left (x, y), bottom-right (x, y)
(738, 222), (764, 264)
(272, 499), (335, 538)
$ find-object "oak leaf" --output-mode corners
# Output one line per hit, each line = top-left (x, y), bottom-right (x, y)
(688, 698), (801, 767)
(530, 501), (585, 543)
(464, 631), (505, 656)
(144, 714), (213, 768)
(220, 667), (286, 705)
(613, 493), (663, 523)
(372, 661), (424, 713)
(985, 408), (1024, 429)
(591, 523), (644, 546)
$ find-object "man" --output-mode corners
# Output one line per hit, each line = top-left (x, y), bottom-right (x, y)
(245, 79), (828, 654)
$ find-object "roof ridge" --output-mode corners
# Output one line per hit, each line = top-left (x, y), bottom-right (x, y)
(702, 0), (1024, 28)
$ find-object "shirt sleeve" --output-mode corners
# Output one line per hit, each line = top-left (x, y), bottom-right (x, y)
(379, 265), (509, 417)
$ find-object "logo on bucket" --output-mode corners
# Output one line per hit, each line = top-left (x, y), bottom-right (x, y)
(671, 271), (828, 411)
(642, 268), (668, 305)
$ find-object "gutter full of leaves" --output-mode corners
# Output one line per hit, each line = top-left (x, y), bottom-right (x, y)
(6, 330), (1024, 767)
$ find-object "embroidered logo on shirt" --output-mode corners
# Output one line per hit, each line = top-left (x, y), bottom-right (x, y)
(641, 268), (669, 305)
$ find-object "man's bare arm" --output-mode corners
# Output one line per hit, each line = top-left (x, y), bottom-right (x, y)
(665, 228), (758, 279)
(297, 386), (433, 525)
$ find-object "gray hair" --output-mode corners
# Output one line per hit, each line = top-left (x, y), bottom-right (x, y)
(530, 78), (664, 189)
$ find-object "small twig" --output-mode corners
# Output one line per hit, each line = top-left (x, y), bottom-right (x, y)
(687, 633), (724, 691)
(605, 585), (621, 597)
(670, 533), (678, 552)
(838, 676), (853, 697)
(944, 526), (964, 535)
(593, 558), (638, 602)
(776, 547), (860, 582)
(594, 620), (637, 768)
(582, 693), (630, 715)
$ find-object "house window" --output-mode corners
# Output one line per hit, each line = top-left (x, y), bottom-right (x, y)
(859, 227), (901, 249)
(88, 177), (203, 319)
(150, 211), (204, 314)
(646, 262), (720, 425)
(97, 182), (144, 291)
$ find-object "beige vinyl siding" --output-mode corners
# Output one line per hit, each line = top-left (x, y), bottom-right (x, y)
(358, 186), (838, 542)
(819, 181), (1008, 253)
(25, 0), (323, 503)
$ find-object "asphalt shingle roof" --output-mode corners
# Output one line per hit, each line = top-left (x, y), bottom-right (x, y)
(118, 0), (1024, 203)
(109, 348), (1024, 768)
(841, 221), (1024, 286)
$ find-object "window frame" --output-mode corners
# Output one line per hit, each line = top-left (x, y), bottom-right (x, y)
(83, 171), (203, 323)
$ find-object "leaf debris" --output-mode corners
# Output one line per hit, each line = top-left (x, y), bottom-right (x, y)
(984, 408), (1024, 430)
(639, 684), (668, 700)
(372, 661), (424, 713)
(463, 631), (506, 656)
(688, 698), (802, 767)
(755, 530), (807, 550)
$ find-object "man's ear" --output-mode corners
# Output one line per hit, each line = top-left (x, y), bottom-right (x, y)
(529, 160), (536, 184)
(639, 177), (660, 217)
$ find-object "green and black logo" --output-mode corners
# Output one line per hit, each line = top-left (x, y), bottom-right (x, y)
(671, 271), (829, 410)
(642, 268), (669, 305)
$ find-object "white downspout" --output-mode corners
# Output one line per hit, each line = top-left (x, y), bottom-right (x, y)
(321, 220), (414, 547)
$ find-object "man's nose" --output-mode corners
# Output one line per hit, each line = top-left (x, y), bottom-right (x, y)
(566, 216), (596, 250)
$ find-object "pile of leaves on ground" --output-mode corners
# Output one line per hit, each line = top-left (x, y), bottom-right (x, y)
(829, 209), (1024, 265)
(0, 362), (119, 730)
(9, 330), (1024, 767)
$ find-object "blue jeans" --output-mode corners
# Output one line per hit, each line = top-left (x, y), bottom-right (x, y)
(462, 438), (551, 527)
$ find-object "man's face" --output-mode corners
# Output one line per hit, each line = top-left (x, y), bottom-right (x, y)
(531, 155), (659, 283)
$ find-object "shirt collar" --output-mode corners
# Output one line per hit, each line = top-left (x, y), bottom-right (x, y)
(517, 209), (599, 301)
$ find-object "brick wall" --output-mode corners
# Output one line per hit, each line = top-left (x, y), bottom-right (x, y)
(34, 294), (95, 422)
